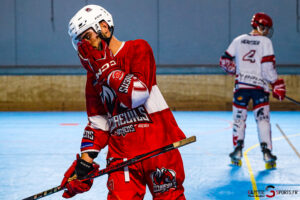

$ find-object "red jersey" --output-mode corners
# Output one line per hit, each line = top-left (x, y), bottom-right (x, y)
(81, 39), (186, 159)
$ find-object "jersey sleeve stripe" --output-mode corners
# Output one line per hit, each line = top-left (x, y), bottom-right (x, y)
(261, 55), (275, 64)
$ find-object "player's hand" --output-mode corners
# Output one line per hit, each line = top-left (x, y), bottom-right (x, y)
(271, 78), (286, 101)
(219, 57), (236, 75)
(220, 57), (236, 75)
(78, 39), (120, 84)
(60, 154), (99, 198)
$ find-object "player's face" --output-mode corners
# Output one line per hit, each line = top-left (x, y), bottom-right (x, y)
(99, 21), (111, 38)
(79, 28), (101, 49)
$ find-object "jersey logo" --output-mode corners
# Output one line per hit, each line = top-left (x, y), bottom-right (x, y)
(256, 107), (269, 121)
(108, 105), (152, 136)
(150, 168), (177, 193)
(243, 50), (256, 63)
(100, 85), (116, 115)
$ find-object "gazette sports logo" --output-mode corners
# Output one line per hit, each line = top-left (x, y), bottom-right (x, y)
(248, 185), (300, 198)
(150, 168), (177, 193)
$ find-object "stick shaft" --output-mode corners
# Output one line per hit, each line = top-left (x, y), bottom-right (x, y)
(23, 136), (196, 200)
(285, 95), (300, 106)
(22, 186), (62, 200)
(91, 136), (196, 179)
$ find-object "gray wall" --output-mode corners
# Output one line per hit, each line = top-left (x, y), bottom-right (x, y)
(1, 0), (300, 66)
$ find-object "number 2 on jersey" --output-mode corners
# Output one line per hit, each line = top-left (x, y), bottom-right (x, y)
(243, 50), (256, 63)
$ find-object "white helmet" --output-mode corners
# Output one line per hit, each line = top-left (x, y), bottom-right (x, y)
(68, 4), (114, 50)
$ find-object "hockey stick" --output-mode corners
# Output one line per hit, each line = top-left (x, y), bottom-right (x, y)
(238, 82), (300, 106)
(285, 95), (300, 106)
(23, 136), (196, 200)
(276, 124), (300, 158)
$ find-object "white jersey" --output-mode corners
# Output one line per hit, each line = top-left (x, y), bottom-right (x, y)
(226, 34), (278, 92)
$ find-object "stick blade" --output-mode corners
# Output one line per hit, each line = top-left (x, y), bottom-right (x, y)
(173, 136), (196, 148)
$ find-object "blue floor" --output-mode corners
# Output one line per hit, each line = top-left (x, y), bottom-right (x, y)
(1, 111), (300, 200)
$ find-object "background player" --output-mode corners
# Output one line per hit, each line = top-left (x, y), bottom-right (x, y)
(61, 4), (186, 199)
(219, 12), (286, 169)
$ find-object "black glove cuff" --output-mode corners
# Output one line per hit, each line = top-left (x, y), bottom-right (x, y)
(75, 158), (94, 179)
(87, 151), (99, 159)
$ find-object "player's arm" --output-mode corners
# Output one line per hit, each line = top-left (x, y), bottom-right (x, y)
(261, 54), (277, 83)
(220, 38), (237, 75)
(261, 55), (286, 101)
(60, 75), (110, 199)
(81, 74), (110, 158)
(261, 40), (286, 101)
(107, 40), (152, 109)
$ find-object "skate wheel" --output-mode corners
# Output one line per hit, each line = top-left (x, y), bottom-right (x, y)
(231, 159), (242, 166)
(265, 162), (276, 170)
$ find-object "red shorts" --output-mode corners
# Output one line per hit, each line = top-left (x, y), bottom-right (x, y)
(106, 149), (185, 200)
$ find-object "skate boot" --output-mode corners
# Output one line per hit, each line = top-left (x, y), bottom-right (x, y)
(261, 142), (277, 169)
(229, 140), (243, 166)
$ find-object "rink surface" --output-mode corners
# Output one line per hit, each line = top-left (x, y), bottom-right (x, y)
(1, 111), (300, 200)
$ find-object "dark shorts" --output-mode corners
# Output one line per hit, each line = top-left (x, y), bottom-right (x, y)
(233, 89), (269, 109)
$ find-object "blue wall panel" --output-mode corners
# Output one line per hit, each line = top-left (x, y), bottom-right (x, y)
(159, 0), (229, 64)
(1, 0), (300, 66)
(0, 0), (16, 65)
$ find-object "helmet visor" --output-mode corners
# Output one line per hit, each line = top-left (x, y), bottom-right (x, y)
(71, 36), (81, 51)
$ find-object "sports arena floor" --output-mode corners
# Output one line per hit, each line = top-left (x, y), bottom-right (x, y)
(1, 111), (300, 200)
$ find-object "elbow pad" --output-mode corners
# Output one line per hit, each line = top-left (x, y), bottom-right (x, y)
(107, 70), (149, 108)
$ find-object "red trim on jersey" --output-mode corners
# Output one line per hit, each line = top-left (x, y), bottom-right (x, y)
(232, 102), (247, 109)
(261, 55), (275, 64)
(253, 102), (269, 109)
(133, 87), (148, 91)
(225, 51), (233, 58)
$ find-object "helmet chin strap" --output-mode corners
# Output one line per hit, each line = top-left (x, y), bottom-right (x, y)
(98, 26), (114, 47)
(257, 25), (273, 38)
(257, 26), (265, 35)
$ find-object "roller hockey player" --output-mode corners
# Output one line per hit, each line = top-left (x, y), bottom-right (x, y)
(220, 12), (286, 169)
(61, 4), (187, 199)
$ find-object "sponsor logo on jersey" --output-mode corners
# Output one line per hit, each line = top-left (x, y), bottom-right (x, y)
(150, 168), (177, 193)
(238, 73), (268, 88)
(108, 105), (152, 136)
(81, 142), (94, 149)
(119, 74), (134, 93)
(83, 130), (94, 140)
(237, 96), (243, 101)
(241, 39), (260, 45)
